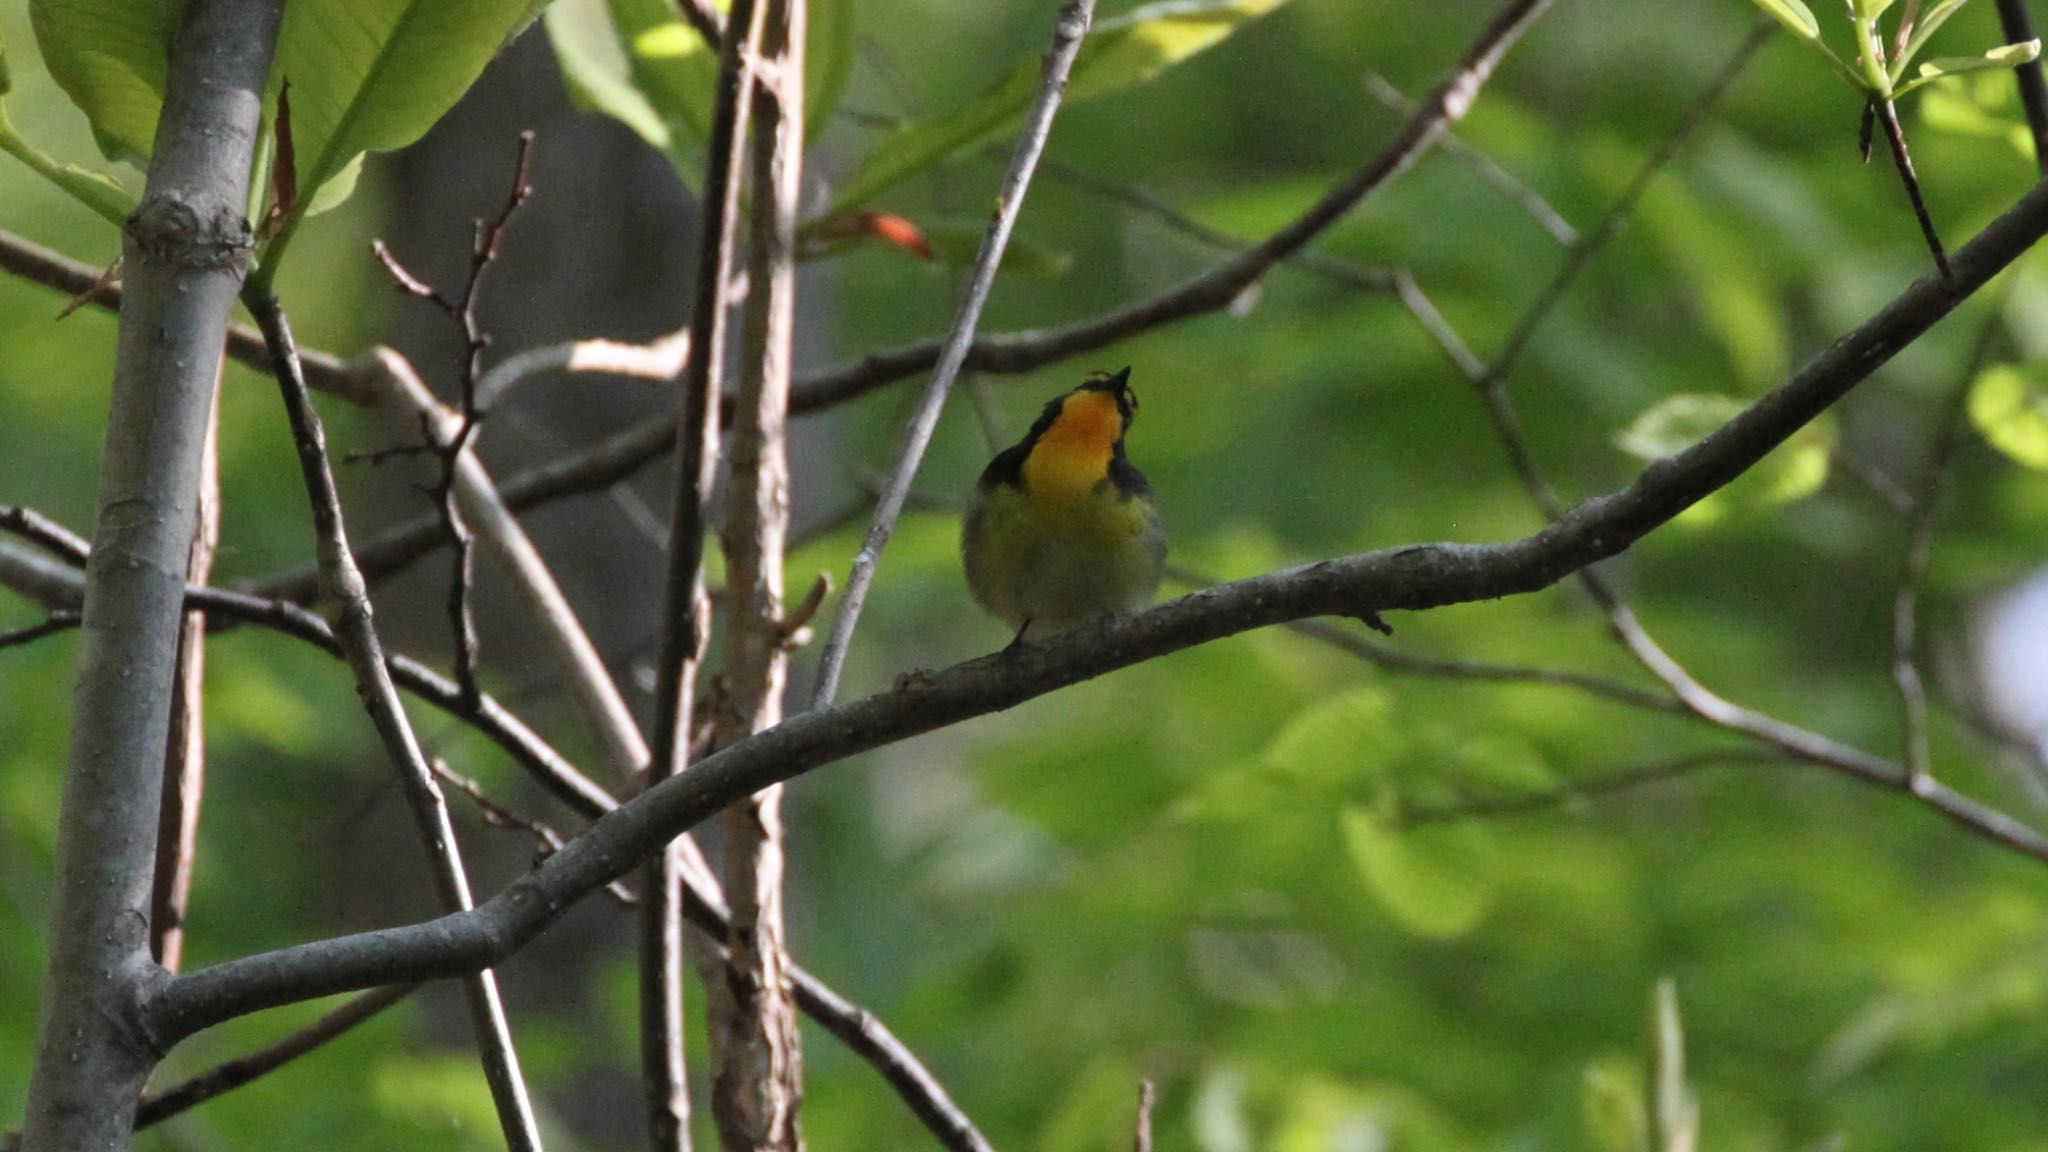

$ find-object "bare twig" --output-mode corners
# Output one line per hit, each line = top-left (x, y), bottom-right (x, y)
(0, 611), (81, 650)
(143, 178), (2048, 1037)
(1994, 0), (2048, 168)
(132, 984), (418, 1129)
(1893, 308), (1999, 786)
(369, 133), (537, 706)
(243, 292), (545, 1152)
(644, 0), (768, 1145)
(674, 0), (725, 47)
(1363, 72), (1578, 244)
(1133, 1081), (1156, 1152)
(709, 0), (807, 1146)
(0, 504), (92, 565)
(810, 0), (1098, 707)
(430, 758), (637, 907)
(1400, 749), (1788, 825)
(151, 392), (221, 972)
(1486, 23), (1770, 386)
(1874, 97), (1952, 281)
(0, 535), (1001, 1152)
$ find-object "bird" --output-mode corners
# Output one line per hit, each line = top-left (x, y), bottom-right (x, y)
(962, 366), (1166, 646)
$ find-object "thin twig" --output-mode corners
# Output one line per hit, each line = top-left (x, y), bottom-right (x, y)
(0, 504), (92, 565)
(673, 0), (725, 47)
(0, 536), (1001, 1152)
(144, 178), (2048, 1037)
(244, 292), (545, 1152)
(645, 0), (767, 1145)
(1133, 1081), (1156, 1152)
(429, 758), (637, 907)
(1400, 749), (1787, 825)
(132, 984), (418, 1129)
(1994, 0), (2048, 168)
(1486, 23), (1770, 386)
(0, 611), (81, 650)
(1363, 72), (1578, 244)
(809, 0), (1097, 708)
(1874, 97), (1952, 281)
(369, 133), (537, 706)
(1892, 307), (1999, 785)
(151, 392), (221, 972)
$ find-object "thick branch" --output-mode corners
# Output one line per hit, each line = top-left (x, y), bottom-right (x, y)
(19, 2), (280, 1148)
(711, 0), (807, 1146)
(142, 174), (2048, 1038)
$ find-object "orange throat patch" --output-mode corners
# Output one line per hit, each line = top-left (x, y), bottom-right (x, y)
(1021, 391), (1122, 503)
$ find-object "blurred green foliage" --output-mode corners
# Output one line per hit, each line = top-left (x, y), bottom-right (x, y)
(6, 0), (2048, 1149)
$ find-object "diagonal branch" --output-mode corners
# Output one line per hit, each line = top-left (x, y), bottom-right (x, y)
(142, 176), (2048, 1040)
(243, 293), (545, 1152)
(0, 532), (1001, 1152)
(809, 0), (1097, 707)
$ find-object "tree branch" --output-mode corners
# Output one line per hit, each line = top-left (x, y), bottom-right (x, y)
(19, 2), (281, 1147)
(809, 0), (1097, 707)
(710, 0), (807, 1145)
(0, 534), (1001, 1152)
(243, 294), (545, 1151)
(644, 0), (767, 1144)
(141, 175), (2048, 1039)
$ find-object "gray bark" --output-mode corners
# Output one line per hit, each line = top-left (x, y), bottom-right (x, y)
(19, 1), (281, 1149)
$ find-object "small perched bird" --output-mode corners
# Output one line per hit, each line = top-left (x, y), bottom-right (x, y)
(962, 367), (1166, 644)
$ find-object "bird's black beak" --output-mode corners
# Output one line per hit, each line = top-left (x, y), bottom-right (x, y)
(1110, 366), (1132, 390)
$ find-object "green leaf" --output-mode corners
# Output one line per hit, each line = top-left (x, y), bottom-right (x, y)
(830, 0), (1292, 212)
(1614, 393), (1749, 460)
(1968, 363), (2048, 470)
(0, 94), (136, 226)
(545, 0), (674, 153)
(28, 0), (184, 164)
(1899, 0), (1984, 67)
(1908, 40), (2044, 90)
(1616, 393), (1831, 523)
(1917, 71), (2037, 157)
(1340, 806), (1494, 939)
(272, 0), (547, 227)
(806, 0), (857, 141)
(1854, 0), (1896, 19)
(1748, 0), (1822, 41)
(607, 0), (718, 166)
(1582, 1061), (1649, 1152)
(1261, 687), (1397, 785)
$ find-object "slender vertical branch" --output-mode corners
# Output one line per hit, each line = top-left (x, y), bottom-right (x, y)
(809, 0), (1097, 707)
(1892, 309), (2000, 785)
(1875, 97), (1952, 281)
(710, 0), (807, 1147)
(244, 294), (545, 1152)
(1994, 0), (2048, 165)
(151, 387), (222, 972)
(19, 2), (281, 1148)
(645, 0), (767, 1146)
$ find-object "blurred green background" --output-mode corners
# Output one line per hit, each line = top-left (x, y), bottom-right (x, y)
(7, 0), (2048, 1148)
